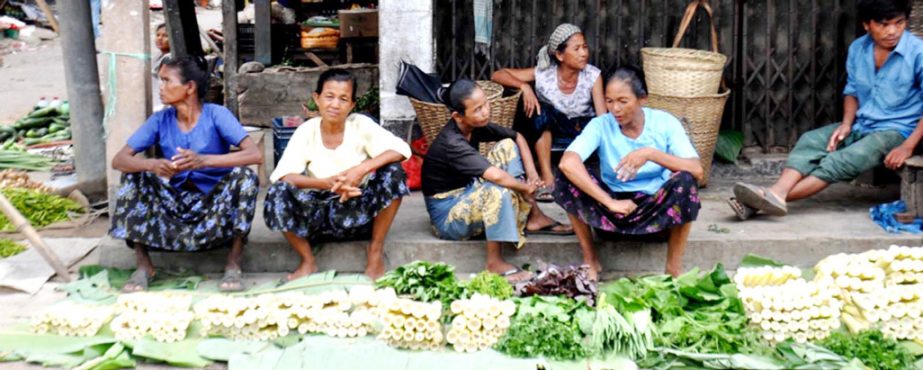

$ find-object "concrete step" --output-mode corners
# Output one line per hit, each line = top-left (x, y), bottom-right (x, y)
(96, 180), (921, 277)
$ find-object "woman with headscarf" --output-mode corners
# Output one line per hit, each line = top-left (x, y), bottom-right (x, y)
(492, 23), (606, 202)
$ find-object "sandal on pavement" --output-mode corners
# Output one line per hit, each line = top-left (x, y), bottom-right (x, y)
(535, 186), (554, 203)
(526, 221), (574, 236)
(219, 268), (245, 292)
(733, 182), (787, 216)
(122, 269), (152, 293)
(501, 268), (534, 284)
(727, 197), (757, 221)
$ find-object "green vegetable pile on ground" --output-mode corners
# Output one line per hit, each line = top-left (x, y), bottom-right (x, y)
(820, 330), (915, 370)
(0, 188), (83, 231)
(374, 261), (465, 310)
(601, 264), (770, 367)
(587, 294), (653, 360)
(464, 271), (513, 299)
(0, 238), (26, 258)
(3, 101), (72, 148)
(494, 295), (591, 360)
(0, 150), (58, 171)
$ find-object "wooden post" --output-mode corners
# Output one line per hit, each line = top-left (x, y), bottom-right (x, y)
(34, 0), (59, 33)
(0, 193), (71, 282)
(254, 0), (272, 65)
(163, 0), (204, 58)
(103, 2), (152, 215)
(223, 0), (239, 116)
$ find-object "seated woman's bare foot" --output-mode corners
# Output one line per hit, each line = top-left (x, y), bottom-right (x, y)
(286, 262), (317, 281)
(665, 264), (682, 278)
(583, 261), (602, 281)
(365, 257), (385, 280)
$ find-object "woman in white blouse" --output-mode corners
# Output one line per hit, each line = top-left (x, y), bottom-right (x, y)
(264, 69), (411, 280)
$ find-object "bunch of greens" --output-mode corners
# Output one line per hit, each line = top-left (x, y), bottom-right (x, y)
(375, 261), (465, 309)
(494, 296), (591, 360)
(650, 341), (866, 369)
(0, 238), (26, 258)
(819, 330), (915, 370)
(464, 271), (513, 300)
(601, 264), (770, 366)
(516, 264), (597, 305)
(0, 188), (83, 231)
(586, 293), (653, 360)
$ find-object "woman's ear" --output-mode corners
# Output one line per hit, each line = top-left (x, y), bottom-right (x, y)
(450, 111), (463, 123)
(638, 95), (648, 106)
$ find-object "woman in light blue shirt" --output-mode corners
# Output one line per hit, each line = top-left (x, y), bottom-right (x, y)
(554, 66), (704, 279)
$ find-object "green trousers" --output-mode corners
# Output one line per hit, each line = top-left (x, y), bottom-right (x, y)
(785, 123), (905, 183)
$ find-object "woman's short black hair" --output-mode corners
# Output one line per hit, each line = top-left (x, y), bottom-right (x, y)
(441, 79), (480, 116)
(156, 23), (167, 32)
(604, 65), (648, 98)
(857, 0), (911, 23)
(315, 68), (357, 102)
(161, 55), (209, 100)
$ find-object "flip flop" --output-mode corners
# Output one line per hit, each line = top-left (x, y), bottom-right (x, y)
(535, 186), (554, 203)
(219, 268), (245, 292)
(733, 182), (787, 216)
(526, 221), (574, 235)
(727, 197), (757, 221)
(122, 269), (152, 293)
(501, 268), (533, 283)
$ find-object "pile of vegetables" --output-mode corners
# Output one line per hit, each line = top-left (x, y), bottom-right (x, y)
(30, 301), (114, 337)
(820, 330), (916, 370)
(494, 295), (590, 360)
(194, 286), (388, 341)
(374, 260), (464, 313)
(587, 295), (654, 360)
(110, 292), (194, 343)
(0, 170), (52, 192)
(516, 264), (597, 305)
(4, 101), (72, 147)
(377, 295), (445, 350)
(464, 271), (513, 299)
(0, 238), (26, 258)
(445, 293), (515, 352)
(0, 187), (83, 231)
(735, 266), (842, 343)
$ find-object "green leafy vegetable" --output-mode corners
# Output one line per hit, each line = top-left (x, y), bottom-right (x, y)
(375, 261), (465, 310)
(715, 130), (744, 163)
(819, 330), (915, 370)
(464, 271), (513, 300)
(587, 296), (653, 360)
(494, 296), (590, 360)
(0, 188), (83, 231)
(0, 238), (26, 258)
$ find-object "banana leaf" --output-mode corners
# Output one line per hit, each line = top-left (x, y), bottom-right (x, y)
(715, 130), (744, 164)
(127, 337), (211, 368)
(236, 270), (371, 296)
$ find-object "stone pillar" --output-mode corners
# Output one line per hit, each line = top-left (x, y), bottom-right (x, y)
(378, 0), (433, 141)
(103, 1), (152, 210)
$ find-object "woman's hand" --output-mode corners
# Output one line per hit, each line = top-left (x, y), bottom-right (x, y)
(149, 159), (177, 178)
(171, 148), (206, 171)
(605, 198), (637, 215)
(520, 85), (542, 118)
(519, 180), (538, 203)
(615, 148), (652, 182)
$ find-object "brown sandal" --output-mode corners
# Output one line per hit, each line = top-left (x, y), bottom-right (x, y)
(733, 182), (787, 216)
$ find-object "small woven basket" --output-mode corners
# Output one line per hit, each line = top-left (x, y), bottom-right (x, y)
(646, 89), (731, 187)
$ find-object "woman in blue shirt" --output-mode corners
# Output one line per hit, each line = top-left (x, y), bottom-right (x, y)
(109, 56), (263, 292)
(555, 66), (704, 279)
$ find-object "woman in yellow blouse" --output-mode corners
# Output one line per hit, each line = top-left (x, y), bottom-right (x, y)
(264, 69), (411, 280)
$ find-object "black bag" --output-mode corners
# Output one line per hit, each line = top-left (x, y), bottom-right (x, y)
(396, 61), (444, 104)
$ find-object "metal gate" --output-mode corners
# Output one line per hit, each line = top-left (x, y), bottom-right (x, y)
(434, 0), (860, 152)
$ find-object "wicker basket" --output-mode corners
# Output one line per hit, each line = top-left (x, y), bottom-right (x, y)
(478, 89), (523, 154)
(411, 80), (504, 149)
(646, 89), (731, 187)
(642, 1), (727, 97)
(912, 1), (923, 38)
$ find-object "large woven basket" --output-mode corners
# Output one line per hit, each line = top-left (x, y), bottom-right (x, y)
(410, 80), (514, 154)
(642, 0), (727, 97)
(479, 89), (523, 154)
(912, 1), (923, 38)
(646, 89), (731, 187)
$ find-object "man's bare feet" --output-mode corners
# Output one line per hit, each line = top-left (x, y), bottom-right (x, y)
(286, 261), (317, 281)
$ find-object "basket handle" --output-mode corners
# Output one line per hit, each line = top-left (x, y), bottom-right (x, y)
(671, 0), (720, 53)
